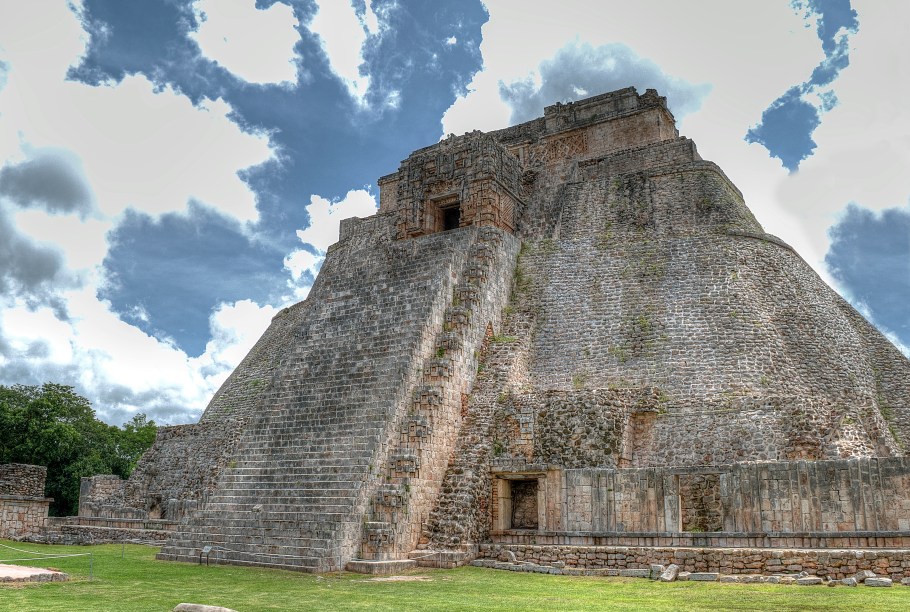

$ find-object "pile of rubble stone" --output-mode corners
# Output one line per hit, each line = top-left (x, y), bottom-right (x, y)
(470, 557), (909, 587)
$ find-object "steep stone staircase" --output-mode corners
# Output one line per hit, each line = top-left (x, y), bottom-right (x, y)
(414, 252), (539, 565)
(356, 227), (516, 568)
(158, 226), (517, 572)
(157, 420), (379, 570)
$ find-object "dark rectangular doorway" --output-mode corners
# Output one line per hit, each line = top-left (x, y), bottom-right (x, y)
(510, 479), (538, 529)
(441, 205), (461, 231)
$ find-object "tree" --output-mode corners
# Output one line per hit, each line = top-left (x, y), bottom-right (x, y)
(0, 383), (157, 516)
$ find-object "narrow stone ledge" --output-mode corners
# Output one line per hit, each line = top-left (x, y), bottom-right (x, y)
(346, 559), (417, 575)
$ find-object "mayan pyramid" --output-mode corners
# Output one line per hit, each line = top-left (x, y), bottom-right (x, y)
(75, 87), (910, 575)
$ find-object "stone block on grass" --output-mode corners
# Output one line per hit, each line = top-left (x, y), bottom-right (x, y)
(659, 564), (679, 582)
(618, 568), (650, 578)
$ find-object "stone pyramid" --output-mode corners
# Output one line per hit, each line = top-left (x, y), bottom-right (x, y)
(76, 87), (910, 574)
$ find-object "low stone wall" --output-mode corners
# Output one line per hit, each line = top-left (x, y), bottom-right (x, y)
(40, 516), (176, 544)
(0, 496), (51, 539)
(480, 543), (910, 580)
(0, 464), (52, 540)
(491, 530), (910, 549)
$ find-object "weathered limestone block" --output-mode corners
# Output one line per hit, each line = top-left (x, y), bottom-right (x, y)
(659, 564), (679, 582)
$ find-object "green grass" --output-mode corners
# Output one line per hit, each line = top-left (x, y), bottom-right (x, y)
(2, 541), (909, 611)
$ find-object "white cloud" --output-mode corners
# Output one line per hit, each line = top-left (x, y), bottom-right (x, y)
(443, 1), (819, 135)
(0, 74), (273, 224)
(0, 1), (282, 424)
(281, 189), (378, 302)
(308, 0), (377, 103)
(770, 0), (910, 266)
(284, 248), (321, 282)
(189, 0), (301, 86)
(295, 188), (378, 252)
(438, 0), (861, 281)
(0, 291), (277, 424)
(191, 299), (278, 387)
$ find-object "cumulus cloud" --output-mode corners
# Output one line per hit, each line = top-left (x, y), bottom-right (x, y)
(191, 299), (278, 385)
(283, 189), (378, 300)
(767, 0), (910, 269)
(0, 291), (278, 424)
(0, 149), (94, 216)
(0, 1), (282, 424)
(296, 189), (378, 252)
(308, 0), (381, 103)
(0, 207), (68, 302)
(825, 204), (910, 351)
(189, 0), (301, 86)
(284, 248), (321, 283)
(499, 41), (710, 125)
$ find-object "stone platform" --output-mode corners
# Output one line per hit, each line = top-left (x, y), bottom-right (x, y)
(0, 563), (68, 583)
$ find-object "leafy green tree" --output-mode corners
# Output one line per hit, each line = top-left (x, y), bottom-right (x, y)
(0, 383), (157, 516)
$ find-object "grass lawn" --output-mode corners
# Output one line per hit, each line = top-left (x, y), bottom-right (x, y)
(2, 540), (909, 611)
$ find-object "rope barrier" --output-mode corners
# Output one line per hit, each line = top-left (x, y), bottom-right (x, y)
(0, 541), (94, 579)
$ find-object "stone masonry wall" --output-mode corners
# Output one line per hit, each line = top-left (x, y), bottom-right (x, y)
(480, 544), (910, 580)
(0, 464), (51, 539)
(0, 464), (46, 497)
(552, 458), (910, 535)
(360, 227), (520, 561)
(78, 420), (245, 521)
(498, 142), (907, 467)
(102, 86), (910, 574)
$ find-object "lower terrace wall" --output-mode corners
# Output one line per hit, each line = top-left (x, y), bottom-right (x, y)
(479, 544), (910, 580)
(492, 457), (910, 537)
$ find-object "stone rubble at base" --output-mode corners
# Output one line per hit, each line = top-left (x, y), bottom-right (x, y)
(469, 557), (905, 587)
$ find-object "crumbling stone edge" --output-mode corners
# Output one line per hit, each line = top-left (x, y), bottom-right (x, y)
(470, 559), (909, 587)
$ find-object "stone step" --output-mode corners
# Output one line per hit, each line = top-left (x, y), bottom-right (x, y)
(183, 512), (353, 525)
(157, 548), (328, 571)
(167, 527), (337, 542)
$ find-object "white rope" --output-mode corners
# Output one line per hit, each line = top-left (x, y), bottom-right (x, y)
(0, 542), (79, 557)
(0, 553), (91, 562)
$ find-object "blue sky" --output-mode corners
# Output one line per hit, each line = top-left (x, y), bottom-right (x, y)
(0, 0), (907, 424)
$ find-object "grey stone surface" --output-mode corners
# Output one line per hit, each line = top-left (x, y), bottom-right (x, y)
(864, 577), (893, 587)
(688, 572), (719, 582)
(841, 577), (858, 586)
(854, 569), (877, 582)
(677, 571), (690, 581)
(618, 568), (650, 578)
(796, 577), (823, 585)
(173, 605), (238, 612)
(649, 563), (665, 579)
(659, 564), (679, 582)
(0, 464), (50, 540)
